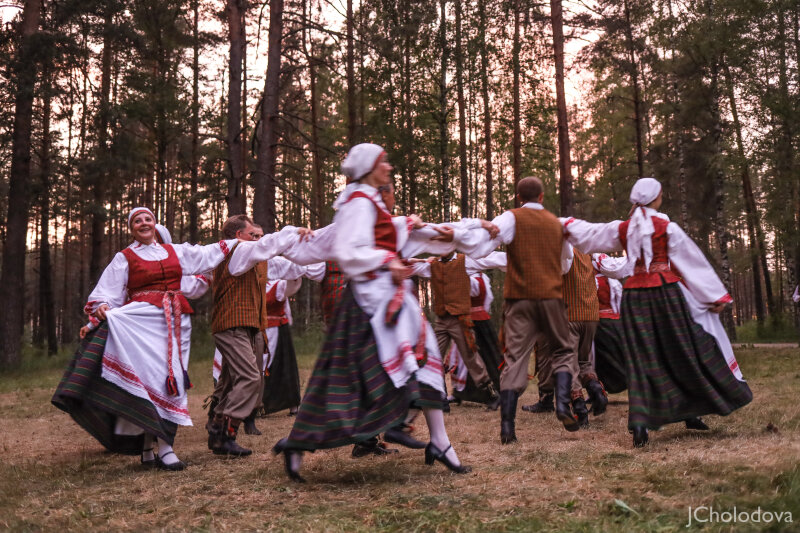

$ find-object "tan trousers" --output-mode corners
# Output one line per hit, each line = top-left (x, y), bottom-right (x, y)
(500, 299), (574, 394)
(536, 321), (599, 394)
(213, 327), (265, 420)
(435, 314), (490, 387)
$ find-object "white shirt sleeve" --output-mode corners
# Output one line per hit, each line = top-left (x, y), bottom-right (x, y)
(267, 256), (307, 281)
(410, 261), (431, 278)
(284, 278), (303, 298)
(303, 262), (327, 282)
(465, 251), (507, 274)
(561, 242), (574, 275)
(609, 277), (623, 315)
(281, 222), (337, 265)
(400, 218), (484, 258)
(86, 252), (130, 312)
(228, 227), (301, 276)
(593, 254), (633, 279)
(173, 239), (238, 276)
(181, 274), (210, 299)
(793, 286), (800, 303)
(667, 222), (731, 306)
(334, 196), (394, 278)
(562, 218), (624, 255)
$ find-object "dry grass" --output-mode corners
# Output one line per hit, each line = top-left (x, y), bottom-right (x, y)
(1, 345), (799, 532)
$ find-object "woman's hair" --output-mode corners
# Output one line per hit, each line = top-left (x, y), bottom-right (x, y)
(222, 214), (254, 239)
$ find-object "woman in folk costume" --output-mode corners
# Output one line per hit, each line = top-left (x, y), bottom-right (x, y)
(562, 178), (752, 447)
(273, 143), (494, 481)
(52, 208), (240, 470)
(589, 253), (628, 396)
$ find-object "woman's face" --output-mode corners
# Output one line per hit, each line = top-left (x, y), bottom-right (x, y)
(365, 155), (393, 188)
(131, 212), (156, 244)
(649, 191), (663, 210)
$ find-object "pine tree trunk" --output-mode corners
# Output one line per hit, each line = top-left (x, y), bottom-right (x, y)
(455, 0), (469, 217)
(478, 0), (493, 219)
(0, 0), (43, 369)
(512, 0), (521, 202)
(39, 66), (57, 355)
(623, 0), (645, 178)
(190, 0), (200, 243)
(346, 0), (357, 146)
(551, 0), (573, 216)
(253, 0), (283, 232)
(226, 0), (246, 216)
(304, 0), (324, 226)
(439, 0), (450, 222)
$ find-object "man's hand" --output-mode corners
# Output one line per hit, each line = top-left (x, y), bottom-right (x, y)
(408, 214), (425, 230)
(388, 257), (411, 285)
(481, 219), (500, 239)
(407, 257), (427, 264)
(431, 226), (455, 242)
(93, 304), (110, 320)
(297, 227), (314, 242)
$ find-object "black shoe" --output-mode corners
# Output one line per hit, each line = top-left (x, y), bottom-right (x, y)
(243, 415), (262, 436)
(479, 382), (501, 411)
(424, 443), (472, 474)
(554, 372), (580, 432)
(499, 390), (518, 444)
(140, 448), (157, 469)
(212, 437), (253, 457)
(632, 426), (649, 447)
(685, 417), (710, 431)
(572, 396), (589, 429)
(272, 438), (306, 483)
(521, 393), (554, 413)
(442, 399), (451, 413)
(156, 451), (187, 471)
(352, 439), (398, 458)
(384, 426), (426, 449)
(584, 379), (608, 416)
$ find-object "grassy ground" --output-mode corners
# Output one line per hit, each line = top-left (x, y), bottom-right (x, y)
(0, 336), (798, 532)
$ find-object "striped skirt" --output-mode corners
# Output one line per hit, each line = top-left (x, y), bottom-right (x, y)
(285, 286), (441, 451)
(454, 319), (503, 403)
(51, 323), (178, 454)
(594, 318), (627, 394)
(262, 323), (301, 414)
(620, 282), (752, 430)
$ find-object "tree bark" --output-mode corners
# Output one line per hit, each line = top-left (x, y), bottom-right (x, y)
(623, 0), (645, 178)
(304, 0), (324, 226)
(512, 0), (521, 203)
(189, 0), (200, 243)
(439, 0), (450, 221)
(0, 0), (43, 368)
(551, 0), (573, 216)
(39, 64), (57, 355)
(226, 0), (246, 215)
(346, 0), (357, 146)
(478, 0), (493, 219)
(253, 0), (283, 232)
(455, 0), (469, 217)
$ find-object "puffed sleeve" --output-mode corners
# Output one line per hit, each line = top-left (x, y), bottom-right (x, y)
(410, 261), (432, 278)
(303, 262), (326, 282)
(667, 223), (732, 306)
(401, 218), (488, 258)
(86, 252), (130, 313)
(281, 223), (337, 265)
(227, 227), (301, 276)
(181, 274), (210, 299)
(465, 251), (507, 275)
(593, 253), (632, 279)
(561, 218), (624, 255)
(173, 239), (238, 276)
(334, 196), (395, 277)
(267, 256), (307, 281)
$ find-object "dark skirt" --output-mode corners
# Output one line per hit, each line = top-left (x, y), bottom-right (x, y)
(285, 286), (441, 451)
(594, 317), (627, 394)
(262, 323), (301, 414)
(620, 282), (752, 430)
(454, 319), (503, 403)
(51, 323), (178, 454)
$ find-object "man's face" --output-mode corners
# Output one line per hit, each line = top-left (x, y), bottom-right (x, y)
(250, 227), (264, 240)
(236, 222), (257, 241)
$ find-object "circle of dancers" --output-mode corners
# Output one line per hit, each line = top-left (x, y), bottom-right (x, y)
(52, 144), (752, 480)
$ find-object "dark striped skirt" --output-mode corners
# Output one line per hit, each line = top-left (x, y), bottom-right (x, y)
(262, 323), (301, 414)
(51, 323), (178, 454)
(594, 318), (627, 394)
(620, 282), (752, 430)
(454, 319), (503, 403)
(285, 286), (441, 451)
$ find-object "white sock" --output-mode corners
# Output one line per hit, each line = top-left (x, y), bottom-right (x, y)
(423, 408), (461, 466)
(289, 450), (303, 471)
(157, 438), (181, 466)
(142, 434), (155, 462)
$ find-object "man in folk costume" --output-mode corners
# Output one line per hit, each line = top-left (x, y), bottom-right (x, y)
(521, 249), (604, 428)
(562, 177), (752, 447)
(467, 177), (578, 442)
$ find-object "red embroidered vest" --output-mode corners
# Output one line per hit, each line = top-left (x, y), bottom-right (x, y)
(121, 244), (193, 314)
(596, 275), (618, 320)
(618, 216), (681, 289)
(347, 191), (397, 252)
(265, 283), (289, 327)
(470, 275), (490, 321)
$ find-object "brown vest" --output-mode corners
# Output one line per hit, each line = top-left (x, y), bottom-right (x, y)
(562, 250), (600, 322)
(431, 254), (471, 316)
(211, 243), (269, 333)
(504, 207), (564, 300)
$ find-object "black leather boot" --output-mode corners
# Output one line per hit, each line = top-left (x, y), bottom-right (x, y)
(554, 372), (579, 432)
(481, 381), (501, 411)
(632, 426), (649, 447)
(499, 390), (518, 444)
(584, 378), (608, 416)
(212, 417), (253, 457)
(204, 396), (219, 432)
(243, 412), (262, 435)
(521, 392), (554, 413)
(572, 395), (589, 429)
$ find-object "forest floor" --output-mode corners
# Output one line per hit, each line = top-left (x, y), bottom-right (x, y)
(0, 342), (798, 532)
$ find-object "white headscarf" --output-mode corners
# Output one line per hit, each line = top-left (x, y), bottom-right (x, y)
(155, 224), (172, 244)
(334, 143), (386, 210)
(626, 178), (662, 272)
(127, 207), (156, 228)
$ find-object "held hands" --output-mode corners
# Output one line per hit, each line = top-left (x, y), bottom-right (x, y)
(93, 304), (110, 320)
(481, 219), (500, 239)
(388, 257), (411, 285)
(408, 214), (425, 230)
(297, 227), (314, 242)
(430, 226), (455, 242)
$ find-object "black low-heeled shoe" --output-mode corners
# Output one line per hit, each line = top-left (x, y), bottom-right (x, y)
(272, 438), (306, 483)
(424, 443), (472, 474)
(156, 451), (187, 471)
(632, 426), (649, 448)
(685, 417), (709, 431)
(140, 448), (157, 469)
(384, 427), (426, 449)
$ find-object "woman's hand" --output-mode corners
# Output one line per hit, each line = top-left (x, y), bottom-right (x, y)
(388, 257), (411, 285)
(710, 301), (728, 314)
(297, 227), (314, 242)
(93, 304), (110, 321)
(79, 326), (90, 339)
(408, 214), (425, 230)
(481, 219), (500, 239)
(431, 226), (455, 242)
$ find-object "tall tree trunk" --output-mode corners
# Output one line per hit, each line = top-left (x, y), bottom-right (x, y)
(403, 19), (417, 215)
(304, 0), (324, 226)
(0, 0), (43, 368)
(551, 0), (573, 216)
(478, 0), (493, 218)
(189, 0), (200, 243)
(346, 0), (357, 146)
(623, 0), (645, 178)
(39, 65), (57, 355)
(722, 59), (766, 325)
(455, 0), (469, 217)
(439, 0), (450, 221)
(253, 0), (283, 231)
(226, 0), (246, 215)
(512, 0), (521, 202)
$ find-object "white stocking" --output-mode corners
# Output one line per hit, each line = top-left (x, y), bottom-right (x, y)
(157, 438), (181, 466)
(422, 408), (461, 466)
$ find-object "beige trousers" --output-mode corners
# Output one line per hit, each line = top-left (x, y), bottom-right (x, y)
(213, 327), (265, 421)
(435, 314), (490, 387)
(536, 321), (599, 394)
